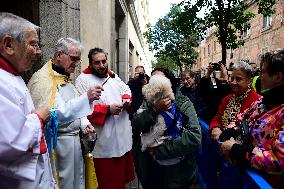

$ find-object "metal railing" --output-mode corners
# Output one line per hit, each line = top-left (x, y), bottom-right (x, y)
(196, 119), (273, 189)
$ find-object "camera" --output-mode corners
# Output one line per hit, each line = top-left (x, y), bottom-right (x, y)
(212, 62), (221, 71)
(138, 72), (145, 80)
(212, 61), (225, 71)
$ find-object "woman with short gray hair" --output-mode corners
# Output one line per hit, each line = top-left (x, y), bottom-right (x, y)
(209, 61), (261, 141)
(231, 60), (254, 79)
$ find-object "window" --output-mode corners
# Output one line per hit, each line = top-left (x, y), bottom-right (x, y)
(129, 40), (134, 54)
(243, 27), (251, 38)
(263, 16), (272, 29)
(136, 51), (140, 64)
(227, 49), (231, 60)
(228, 48), (233, 59)
(208, 44), (211, 55)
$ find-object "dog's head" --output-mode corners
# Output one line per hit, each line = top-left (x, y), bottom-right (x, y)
(142, 75), (175, 105)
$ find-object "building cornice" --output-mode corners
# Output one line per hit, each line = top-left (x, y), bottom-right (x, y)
(119, 0), (128, 15)
(127, 0), (146, 54)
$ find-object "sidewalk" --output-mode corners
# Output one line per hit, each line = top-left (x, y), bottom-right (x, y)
(126, 175), (143, 189)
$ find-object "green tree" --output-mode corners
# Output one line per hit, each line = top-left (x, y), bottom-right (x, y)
(144, 4), (202, 73)
(152, 55), (178, 72)
(182, 0), (276, 64)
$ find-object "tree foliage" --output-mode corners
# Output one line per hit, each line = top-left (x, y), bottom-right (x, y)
(182, 0), (276, 64)
(144, 4), (202, 73)
(145, 0), (276, 71)
(152, 55), (178, 71)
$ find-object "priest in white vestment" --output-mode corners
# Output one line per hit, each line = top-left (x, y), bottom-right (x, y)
(28, 38), (103, 189)
(0, 12), (56, 189)
(76, 47), (135, 189)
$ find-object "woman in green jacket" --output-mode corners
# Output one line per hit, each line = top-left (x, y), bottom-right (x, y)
(132, 68), (202, 189)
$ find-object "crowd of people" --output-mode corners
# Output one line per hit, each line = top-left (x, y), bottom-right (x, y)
(179, 57), (284, 188)
(0, 12), (284, 189)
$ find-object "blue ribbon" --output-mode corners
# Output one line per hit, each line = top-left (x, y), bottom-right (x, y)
(45, 108), (59, 153)
(160, 101), (183, 139)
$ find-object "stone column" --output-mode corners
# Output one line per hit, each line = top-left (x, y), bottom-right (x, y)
(113, 0), (129, 83)
(39, 0), (81, 79)
(118, 16), (129, 82)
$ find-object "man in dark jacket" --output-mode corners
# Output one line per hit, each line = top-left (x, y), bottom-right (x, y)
(127, 66), (147, 120)
(199, 63), (232, 123)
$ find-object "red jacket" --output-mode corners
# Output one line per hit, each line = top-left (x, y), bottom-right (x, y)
(209, 89), (261, 131)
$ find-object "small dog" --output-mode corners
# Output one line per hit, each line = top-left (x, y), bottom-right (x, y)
(140, 75), (185, 165)
(140, 75), (175, 152)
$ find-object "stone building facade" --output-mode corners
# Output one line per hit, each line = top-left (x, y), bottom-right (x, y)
(128, 0), (152, 77)
(80, 0), (151, 82)
(193, 0), (284, 76)
(0, 0), (151, 83)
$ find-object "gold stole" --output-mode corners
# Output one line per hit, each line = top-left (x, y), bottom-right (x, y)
(48, 60), (98, 188)
(47, 59), (69, 187)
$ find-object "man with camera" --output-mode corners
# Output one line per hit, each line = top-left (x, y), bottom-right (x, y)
(199, 61), (232, 123)
(127, 66), (148, 120)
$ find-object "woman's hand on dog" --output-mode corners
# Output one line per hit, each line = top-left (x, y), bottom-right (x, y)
(147, 147), (156, 157)
(154, 97), (172, 112)
(220, 137), (236, 157)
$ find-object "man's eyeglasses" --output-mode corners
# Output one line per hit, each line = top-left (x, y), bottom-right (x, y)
(93, 59), (107, 65)
(62, 51), (81, 62)
(30, 43), (41, 50)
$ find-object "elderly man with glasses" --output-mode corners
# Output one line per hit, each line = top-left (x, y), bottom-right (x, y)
(0, 12), (55, 189)
(28, 38), (103, 189)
